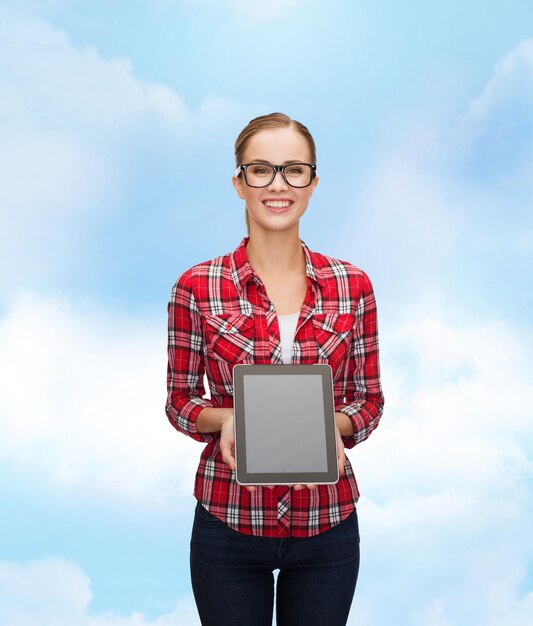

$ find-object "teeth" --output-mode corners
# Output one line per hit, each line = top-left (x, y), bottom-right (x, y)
(265, 201), (291, 208)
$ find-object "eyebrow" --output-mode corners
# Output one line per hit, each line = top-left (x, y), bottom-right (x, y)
(248, 159), (305, 164)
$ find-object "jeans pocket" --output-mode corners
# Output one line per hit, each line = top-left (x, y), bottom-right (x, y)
(195, 502), (223, 526)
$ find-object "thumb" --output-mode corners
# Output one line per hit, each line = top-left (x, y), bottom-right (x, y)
(220, 441), (236, 471)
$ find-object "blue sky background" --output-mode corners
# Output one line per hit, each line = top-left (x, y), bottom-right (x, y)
(0, 1), (532, 624)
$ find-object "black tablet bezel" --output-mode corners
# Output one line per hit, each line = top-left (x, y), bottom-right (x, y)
(232, 363), (339, 485)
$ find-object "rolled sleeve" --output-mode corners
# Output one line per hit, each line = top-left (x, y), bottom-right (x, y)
(165, 270), (215, 444)
(336, 271), (385, 449)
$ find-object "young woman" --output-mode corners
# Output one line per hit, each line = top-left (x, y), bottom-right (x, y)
(166, 112), (385, 626)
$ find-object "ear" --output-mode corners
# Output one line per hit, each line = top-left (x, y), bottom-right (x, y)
(232, 175), (246, 200)
(309, 175), (319, 195)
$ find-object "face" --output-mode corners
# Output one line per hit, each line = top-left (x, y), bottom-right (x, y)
(232, 127), (319, 233)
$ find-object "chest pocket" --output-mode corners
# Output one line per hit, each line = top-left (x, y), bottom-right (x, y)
(312, 313), (354, 372)
(203, 312), (255, 364)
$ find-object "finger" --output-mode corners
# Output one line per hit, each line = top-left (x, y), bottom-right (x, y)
(337, 434), (346, 477)
(338, 448), (345, 476)
(293, 484), (304, 491)
(246, 485), (256, 492)
(220, 444), (236, 471)
(307, 483), (318, 489)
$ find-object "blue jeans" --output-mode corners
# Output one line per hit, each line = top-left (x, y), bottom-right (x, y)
(190, 501), (360, 626)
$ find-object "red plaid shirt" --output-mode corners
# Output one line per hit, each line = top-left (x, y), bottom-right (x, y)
(166, 235), (384, 537)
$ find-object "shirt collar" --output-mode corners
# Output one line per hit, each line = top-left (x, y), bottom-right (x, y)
(230, 235), (327, 297)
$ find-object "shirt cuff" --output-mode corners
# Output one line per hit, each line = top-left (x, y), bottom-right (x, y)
(166, 395), (216, 444)
(335, 402), (371, 449)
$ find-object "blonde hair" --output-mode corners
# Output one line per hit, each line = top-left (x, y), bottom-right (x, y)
(234, 112), (317, 234)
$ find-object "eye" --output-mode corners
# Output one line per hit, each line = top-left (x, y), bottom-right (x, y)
(249, 165), (272, 176)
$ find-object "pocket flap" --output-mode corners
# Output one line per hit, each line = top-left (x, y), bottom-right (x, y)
(204, 311), (254, 335)
(312, 312), (354, 334)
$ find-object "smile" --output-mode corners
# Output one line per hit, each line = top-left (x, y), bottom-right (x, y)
(262, 201), (293, 208)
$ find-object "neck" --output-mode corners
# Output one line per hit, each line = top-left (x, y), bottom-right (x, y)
(245, 227), (306, 279)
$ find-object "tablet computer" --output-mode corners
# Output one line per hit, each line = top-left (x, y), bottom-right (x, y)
(232, 364), (339, 486)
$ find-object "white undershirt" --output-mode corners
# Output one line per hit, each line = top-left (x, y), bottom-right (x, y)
(277, 311), (300, 364)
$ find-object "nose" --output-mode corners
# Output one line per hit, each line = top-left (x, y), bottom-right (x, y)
(268, 168), (288, 190)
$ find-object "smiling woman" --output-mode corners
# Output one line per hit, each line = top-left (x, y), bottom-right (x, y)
(165, 112), (385, 626)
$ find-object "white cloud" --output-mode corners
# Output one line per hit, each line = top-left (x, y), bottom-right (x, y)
(0, 9), (190, 131)
(0, 8), (248, 292)
(458, 38), (533, 190)
(340, 38), (533, 318)
(467, 38), (533, 125)
(0, 558), (200, 626)
(363, 316), (532, 493)
(0, 9), (179, 290)
(0, 290), (206, 509)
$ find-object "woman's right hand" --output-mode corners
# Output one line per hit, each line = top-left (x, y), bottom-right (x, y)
(219, 409), (237, 472)
(220, 410), (256, 493)
(220, 410), (274, 493)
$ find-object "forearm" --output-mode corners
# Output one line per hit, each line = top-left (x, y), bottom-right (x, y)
(335, 411), (354, 437)
(196, 407), (233, 433)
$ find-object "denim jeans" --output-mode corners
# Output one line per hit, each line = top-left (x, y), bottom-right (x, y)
(190, 501), (360, 626)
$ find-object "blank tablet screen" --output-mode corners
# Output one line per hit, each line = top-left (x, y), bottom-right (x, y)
(243, 373), (327, 473)
(233, 363), (338, 485)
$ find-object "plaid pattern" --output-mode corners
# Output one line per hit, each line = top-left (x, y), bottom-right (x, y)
(166, 235), (384, 537)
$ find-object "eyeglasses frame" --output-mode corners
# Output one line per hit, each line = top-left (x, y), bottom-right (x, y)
(235, 162), (317, 188)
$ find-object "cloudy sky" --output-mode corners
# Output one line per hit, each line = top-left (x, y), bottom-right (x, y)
(1, 1), (532, 624)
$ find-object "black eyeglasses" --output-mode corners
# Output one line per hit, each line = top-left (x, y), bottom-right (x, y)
(235, 162), (317, 188)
